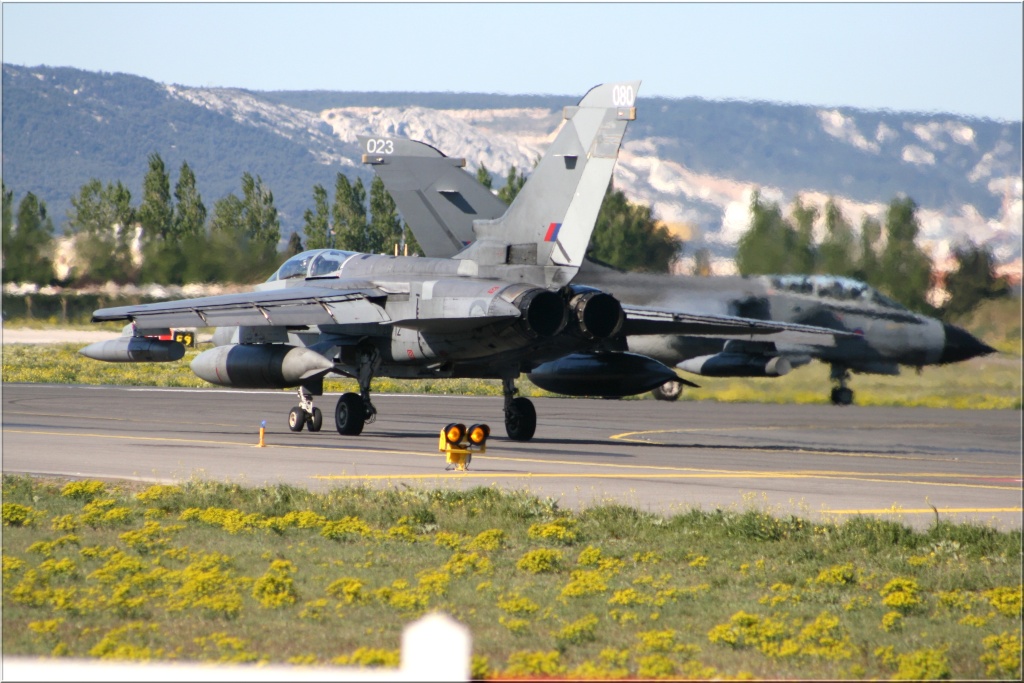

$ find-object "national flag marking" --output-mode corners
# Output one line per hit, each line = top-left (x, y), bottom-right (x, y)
(544, 223), (562, 242)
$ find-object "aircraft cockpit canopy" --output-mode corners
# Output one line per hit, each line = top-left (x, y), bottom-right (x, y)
(266, 249), (358, 282)
(770, 275), (905, 310)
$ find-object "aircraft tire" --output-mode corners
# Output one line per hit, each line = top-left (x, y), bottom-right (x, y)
(830, 387), (854, 406)
(335, 393), (365, 435)
(505, 397), (537, 441)
(308, 407), (323, 432)
(651, 380), (683, 402)
(288, 406), (306, 432)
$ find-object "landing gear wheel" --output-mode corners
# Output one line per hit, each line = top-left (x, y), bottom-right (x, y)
(288, 406), (305, 432)
(308, 407), (323, 432)
(505, 396), (537, 441)
(830, 387), (854, 406)
(651, 380), (683, 402)
(335, 392), (366, 435)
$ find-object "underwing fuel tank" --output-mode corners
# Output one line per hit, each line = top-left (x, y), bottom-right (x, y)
(678, 352), (792, 378)
(527, 352), (679, 397)
(190, 344), (334, 388)
(78, 337), (185, 363)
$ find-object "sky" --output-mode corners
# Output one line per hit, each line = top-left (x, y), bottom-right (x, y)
(2, 2), (1022, 121)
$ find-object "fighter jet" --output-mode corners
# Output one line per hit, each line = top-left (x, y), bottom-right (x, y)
(80, 81), (844, 440)
(356, 134), (996, 405)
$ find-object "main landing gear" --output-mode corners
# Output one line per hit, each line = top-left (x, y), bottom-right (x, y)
(335, 347), (380, 436)
(829, 364), (854, 406)
(503, 376), (537, 441)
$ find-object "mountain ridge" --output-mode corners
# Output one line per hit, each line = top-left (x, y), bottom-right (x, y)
(3, 63), (1020, 270)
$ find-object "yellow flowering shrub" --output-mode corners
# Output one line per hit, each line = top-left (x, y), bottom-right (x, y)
(3, 556), (26, 584)
(251, 559), (298, 608)
(502, 650), (565, 677)
(633, 551), (661, 564)
(50, 515), (78, 533)
(3, 503), (43, 527)
(415, 569), (450, 597)
(119, 521), (184, 554)
(880, 577), (922, 611)
(556, 614), (599, 646)
(28, 618), (64, 636)
(980, 630), (1021, 677)
(79, 499), (133, 528)
(262, 510), (328, 533)
(497, 593), (540, 615)
(89, 622), (168, 661)
(516, 548), (562, 574)
(134, 484), (182, 504)
(467, 529), (505, 551)
(881, 611), (903, 632)
(527, 518), (578, 545)
(499, 616), (530, 634)
(893, 646), (951, 680)
(193, 631), (261, 663)
(609, 588), (648, 607)
(984, 585), (1021, 618)
(760, 582), (801, 607)
(179, 507), (264, 534)
(561, 569), (608, 598)
(433, 531), (467, 550)
(815, 563), (855, 586)
(707, 611), (795, 658)
(60, 480), (106, 500)
(688, 555), (709, 568)
(164, 552), (245, 619)
(636, 629), (678, 653)
(444, 551), (492, 576)
(27, 535), (80, 557)
(332, 647), (399, 667)
(320, 516), (374, 541)
(577, 545), (603, 566)
(327, 577), (365, 604)
(637, 654), (676, 679)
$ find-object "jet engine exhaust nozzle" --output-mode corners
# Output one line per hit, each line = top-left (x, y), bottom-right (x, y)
(569, 290), (624, 340)
(514, 289), (569, 338)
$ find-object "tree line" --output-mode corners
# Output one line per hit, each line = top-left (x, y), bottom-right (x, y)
(2, 155), (1010, 320)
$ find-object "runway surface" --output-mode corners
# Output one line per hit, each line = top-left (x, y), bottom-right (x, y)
(2, 383), (1021, 530)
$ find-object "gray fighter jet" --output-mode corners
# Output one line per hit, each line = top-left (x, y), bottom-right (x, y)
(80, 81), (844, 440)
(357, 134), (996, 405)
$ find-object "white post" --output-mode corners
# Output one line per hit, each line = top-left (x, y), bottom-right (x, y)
(401, 612), (471, 681)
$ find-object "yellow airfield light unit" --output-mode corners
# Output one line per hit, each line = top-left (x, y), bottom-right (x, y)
(440, 422), (489, 471)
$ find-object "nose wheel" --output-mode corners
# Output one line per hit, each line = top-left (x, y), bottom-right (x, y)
(287, 386), (324, 431)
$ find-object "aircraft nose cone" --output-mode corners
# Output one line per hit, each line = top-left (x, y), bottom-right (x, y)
(939, 323), (997, 364)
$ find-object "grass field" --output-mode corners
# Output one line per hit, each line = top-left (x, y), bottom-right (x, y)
(2, 476), (1021, 679)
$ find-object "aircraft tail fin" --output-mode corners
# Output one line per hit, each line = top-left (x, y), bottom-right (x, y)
(456, 81), (639, 282)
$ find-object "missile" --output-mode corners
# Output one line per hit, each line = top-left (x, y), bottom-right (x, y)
(678, 352), (792, 378)
(527, 352), (679, 397)
(79, 337), (185, 363)
(190, 344), (334, 388)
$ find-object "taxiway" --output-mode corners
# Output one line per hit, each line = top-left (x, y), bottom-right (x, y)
(2, 384), (1020, 529)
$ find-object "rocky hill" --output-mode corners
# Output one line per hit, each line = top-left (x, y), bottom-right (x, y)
(3, 64), (1020, 270)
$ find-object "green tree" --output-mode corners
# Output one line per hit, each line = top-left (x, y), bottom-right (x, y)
(173, 162), (206, 239)
(789, 196), (817, 274)
(369, 175), (401, 255)
(818, 198), (857, 277)
(588, 184), (681, 273)
(137, 152), (173, 242)
(877, 196), (933, 312)
(240, 172), (281, 254)
(303, 184), (332, 250)
(67, 179), (137, 284)
(735, 190), (802, 275)
(856, 215), (883, 285)
(2, 182), (13, 262)
(3, 192), (54, 284)
(497, 165), (527, 205)
(942, 240), (1011, 319)
(476, 163), (494, 190)
(333, 174), (368, 252)
(286, 231), (304, 256)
